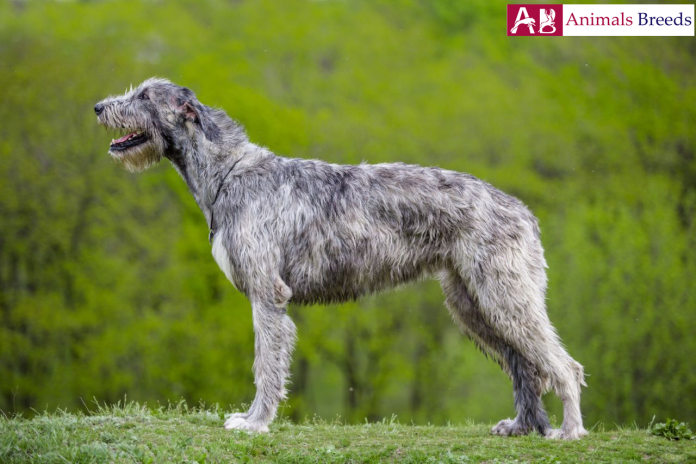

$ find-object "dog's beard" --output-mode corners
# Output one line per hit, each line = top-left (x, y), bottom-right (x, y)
(111, 143), (162, 172)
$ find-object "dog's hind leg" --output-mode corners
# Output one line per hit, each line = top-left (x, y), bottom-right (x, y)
(441, 271), (552, 436)
(453, 245), (587, 440)
(224, 277), (296, 433)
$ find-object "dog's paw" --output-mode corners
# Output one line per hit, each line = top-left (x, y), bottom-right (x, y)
(491, 418), (514, 435)
(491, 418), (528, 436)
(223, 415), (269, 433)
(545, 427), (588, 440)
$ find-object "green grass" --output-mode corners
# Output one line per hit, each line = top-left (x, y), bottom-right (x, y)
(1, 403), (694, 463)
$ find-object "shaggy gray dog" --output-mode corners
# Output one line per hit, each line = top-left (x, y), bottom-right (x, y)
(95, 78), (587, 439)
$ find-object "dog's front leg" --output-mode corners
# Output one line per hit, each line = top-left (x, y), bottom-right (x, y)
(224, 292), (296, 432)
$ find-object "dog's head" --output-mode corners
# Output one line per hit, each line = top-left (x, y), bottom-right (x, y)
(95, 78), (221, 172)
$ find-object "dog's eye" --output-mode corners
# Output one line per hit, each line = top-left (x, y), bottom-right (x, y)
(138, 92), (149, 101)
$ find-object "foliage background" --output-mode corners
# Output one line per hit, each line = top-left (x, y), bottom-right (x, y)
(0, 0), (694, 429)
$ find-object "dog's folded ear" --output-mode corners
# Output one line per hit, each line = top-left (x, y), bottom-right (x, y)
(178, 88), (221, 142)
(181, 101), (197, 122)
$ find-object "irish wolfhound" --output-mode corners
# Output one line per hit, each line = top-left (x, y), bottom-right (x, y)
(95, 78), (587, 439)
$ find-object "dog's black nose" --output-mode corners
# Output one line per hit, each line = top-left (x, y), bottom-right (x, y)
(94, 103), (104, 115)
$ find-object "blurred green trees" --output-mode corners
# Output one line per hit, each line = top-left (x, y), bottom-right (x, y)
(0, 0), (694, 428)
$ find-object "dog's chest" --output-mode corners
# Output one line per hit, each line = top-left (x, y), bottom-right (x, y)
(211, 234), (239, 290)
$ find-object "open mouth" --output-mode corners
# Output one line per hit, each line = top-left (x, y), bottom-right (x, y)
(110, 130), (149, 151)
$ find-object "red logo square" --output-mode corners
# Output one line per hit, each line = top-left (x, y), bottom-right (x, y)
(507, 4), (564, 36)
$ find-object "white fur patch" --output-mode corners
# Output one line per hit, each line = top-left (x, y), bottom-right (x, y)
(211, 234), (237, 290)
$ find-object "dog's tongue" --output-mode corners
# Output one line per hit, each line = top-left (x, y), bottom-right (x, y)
(113, 132), (137, 144)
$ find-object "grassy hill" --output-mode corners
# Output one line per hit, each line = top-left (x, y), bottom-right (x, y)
(1, 402), (694, 463)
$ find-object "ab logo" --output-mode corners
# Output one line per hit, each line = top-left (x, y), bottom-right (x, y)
(507, 4), (564, 36)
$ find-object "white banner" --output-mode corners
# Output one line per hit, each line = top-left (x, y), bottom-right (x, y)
(564, 4), (694, 36)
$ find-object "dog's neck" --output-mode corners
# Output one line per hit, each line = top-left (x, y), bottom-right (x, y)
(167, 138), (238, 212)
(165, 128), (270, 235)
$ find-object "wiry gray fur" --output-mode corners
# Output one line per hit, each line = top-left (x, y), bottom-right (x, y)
(95, 78), (588, 439)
